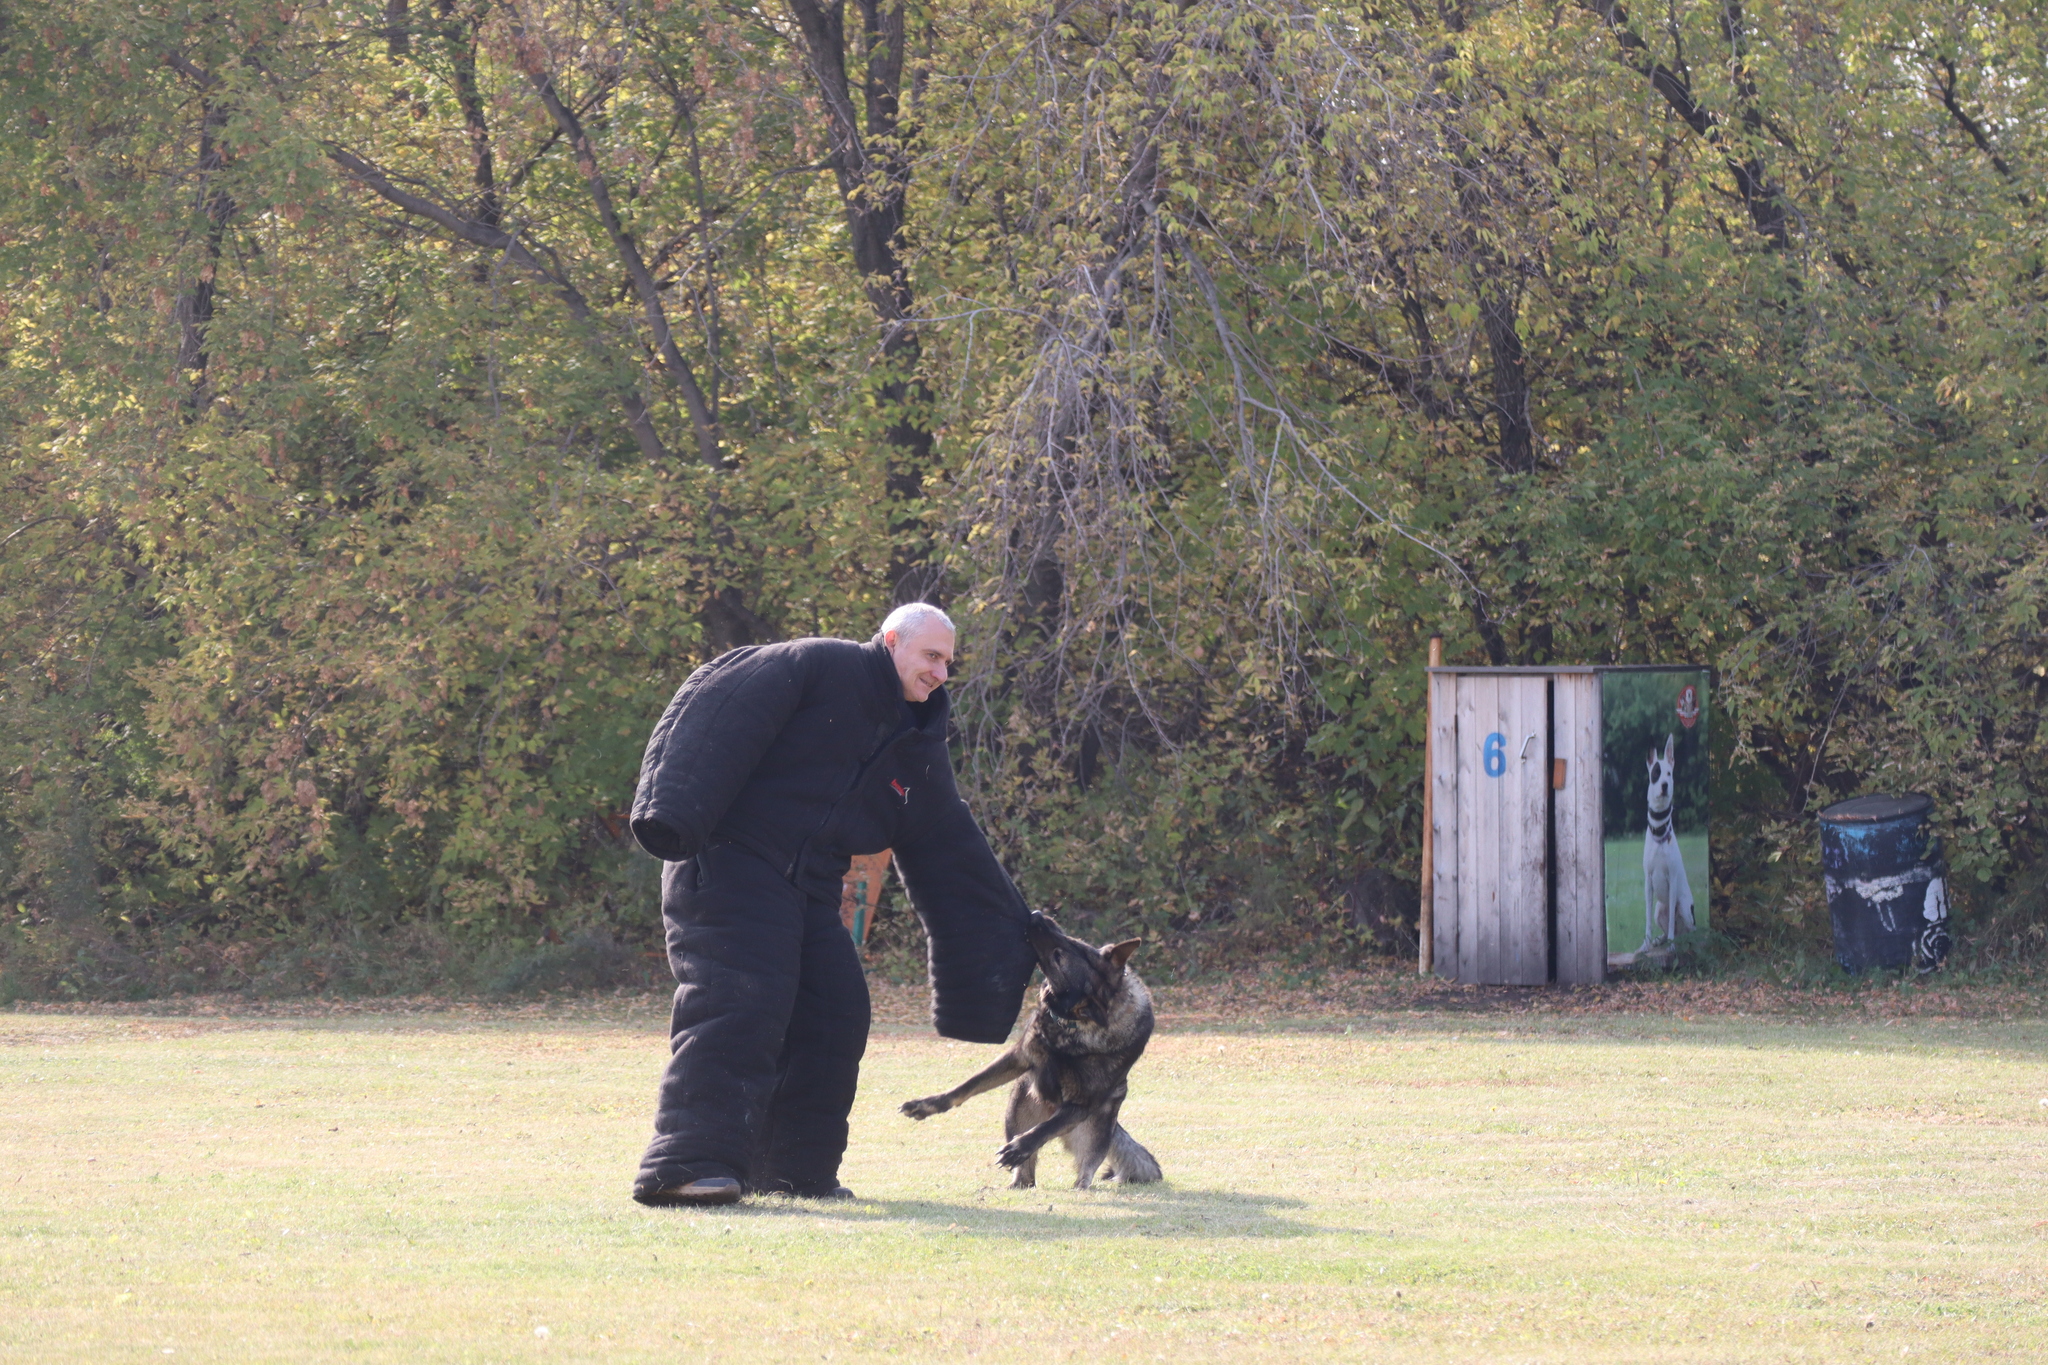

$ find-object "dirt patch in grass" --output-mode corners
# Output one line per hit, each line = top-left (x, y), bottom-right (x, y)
(6, 961), (2041, 1025)
(1141, 965), (2048, 1025)
(0, 986), (666, 1024)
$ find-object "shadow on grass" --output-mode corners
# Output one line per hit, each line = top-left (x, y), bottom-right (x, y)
(733, 1185), (1338, 1240)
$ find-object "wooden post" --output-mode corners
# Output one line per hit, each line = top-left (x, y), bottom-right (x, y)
(1551, 672), (1605, 984)
(1419, 636), (1441, 976)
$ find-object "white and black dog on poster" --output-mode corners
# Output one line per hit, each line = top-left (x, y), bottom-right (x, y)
(1639, 733), (1697, 952)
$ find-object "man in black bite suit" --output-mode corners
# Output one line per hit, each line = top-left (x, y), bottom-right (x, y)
(627, 603), (1035, 1206)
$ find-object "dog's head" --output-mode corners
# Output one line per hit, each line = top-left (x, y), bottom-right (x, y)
(1026, 911), (1142, 1026)
(1645, 733), (1675, 815)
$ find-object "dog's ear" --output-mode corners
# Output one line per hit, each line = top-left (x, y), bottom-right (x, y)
(1663, 733), (1676, 764)
(1103, 939), (1143, 972)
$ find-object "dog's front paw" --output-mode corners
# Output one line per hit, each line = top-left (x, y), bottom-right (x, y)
(995, 1136), (1034, 1169)
(900, 1096), (948, 1121)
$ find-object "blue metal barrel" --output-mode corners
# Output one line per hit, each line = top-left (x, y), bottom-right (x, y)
(1817, 794), (1949, 973)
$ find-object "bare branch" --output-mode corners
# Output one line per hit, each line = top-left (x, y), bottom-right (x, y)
(0, 515), (76, 558)
(510, 27), (724, 468)
(1579, 0), (1789, 248)
(160, 50), (220, 90)
(1929, 54), (2016, 181)
(325, 144), (674, 464)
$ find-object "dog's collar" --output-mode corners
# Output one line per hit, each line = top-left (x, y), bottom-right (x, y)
(1647, 813), (1673, 839)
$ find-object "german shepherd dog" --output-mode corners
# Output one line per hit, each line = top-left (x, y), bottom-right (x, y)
(900, 912), (1163, 1189)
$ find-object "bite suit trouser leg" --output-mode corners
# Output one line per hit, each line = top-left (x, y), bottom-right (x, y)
(637, 843), (870, 1194)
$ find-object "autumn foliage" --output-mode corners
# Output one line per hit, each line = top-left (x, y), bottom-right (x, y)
(2, 0), (2044, 994)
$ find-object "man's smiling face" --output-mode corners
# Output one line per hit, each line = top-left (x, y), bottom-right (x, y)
(886, 621), (955, 703)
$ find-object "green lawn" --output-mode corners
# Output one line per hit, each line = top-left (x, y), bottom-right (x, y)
(3, 997), (2044, 1362)
(1606, 833), (1711, 952)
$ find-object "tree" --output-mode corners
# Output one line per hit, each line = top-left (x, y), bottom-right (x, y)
(2, 0), (2043, 989)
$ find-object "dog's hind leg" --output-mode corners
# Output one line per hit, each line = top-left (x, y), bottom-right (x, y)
(1642, 867), (1670, 952)
(1103, 1124), (1162, 1184)
(998, 1101), (1088, 1181)
(1675, 859), (1697, 936)
(1064, 1107), (1118, 1190)
(1002, 1081), (1054, 1190)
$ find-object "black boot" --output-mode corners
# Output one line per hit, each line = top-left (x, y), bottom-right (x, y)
(632, 1175), (743, 1208)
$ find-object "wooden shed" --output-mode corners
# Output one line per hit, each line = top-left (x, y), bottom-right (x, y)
(1424, 667), (1602, 986)
(1421, 662), (1710, 986)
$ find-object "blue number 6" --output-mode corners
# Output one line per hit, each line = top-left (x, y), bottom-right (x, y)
(1482, 732), (1506, 777)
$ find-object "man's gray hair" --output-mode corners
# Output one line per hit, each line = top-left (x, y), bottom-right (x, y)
(880, 601), (955, 641)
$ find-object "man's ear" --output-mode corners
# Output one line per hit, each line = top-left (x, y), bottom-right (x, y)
(1103, 939), (1143, 971)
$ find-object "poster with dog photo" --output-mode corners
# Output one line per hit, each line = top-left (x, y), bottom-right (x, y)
(1602, 668), (1710, 961)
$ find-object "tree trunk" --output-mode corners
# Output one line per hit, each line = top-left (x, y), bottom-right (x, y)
(783, 0), (937, 601)
(169, 85), (234, 413)
(1479, 286), (1533, 474)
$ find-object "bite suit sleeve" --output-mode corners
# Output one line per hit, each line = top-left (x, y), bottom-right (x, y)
(629, 646), (808, 863)
(893, 785), (1036, 1045)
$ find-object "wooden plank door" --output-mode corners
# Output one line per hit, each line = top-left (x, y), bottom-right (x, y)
(1428, 670), (1459, 977)
(1432, 673), (1551, 985)
(1551, 674), (1605, 984)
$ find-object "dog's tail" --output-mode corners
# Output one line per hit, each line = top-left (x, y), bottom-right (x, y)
(1103, 1124), (1163, 1184)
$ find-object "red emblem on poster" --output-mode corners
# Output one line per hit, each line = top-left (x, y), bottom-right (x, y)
(1676, 684), (1699, 729)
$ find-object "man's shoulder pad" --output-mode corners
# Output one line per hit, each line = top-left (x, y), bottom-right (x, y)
(780, 635), (865, 657)
(780, 636), (875, 675)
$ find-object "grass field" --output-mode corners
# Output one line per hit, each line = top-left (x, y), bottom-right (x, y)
(4, 992), (2045, 1363)
(1606, 833), (1711, 951)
